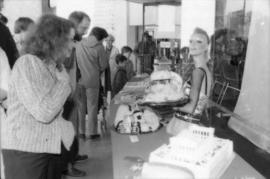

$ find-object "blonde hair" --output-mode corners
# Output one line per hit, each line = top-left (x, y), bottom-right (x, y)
(193, 27), (210, 44)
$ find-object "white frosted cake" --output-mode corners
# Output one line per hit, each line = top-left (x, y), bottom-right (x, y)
(143, 125), (235, 179)
(114, 105), (160, 134)
(144, 70), (185, 103)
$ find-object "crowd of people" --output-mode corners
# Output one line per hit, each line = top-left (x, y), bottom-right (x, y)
(0, 0), (248, 178)
(0, 1), (137, 177)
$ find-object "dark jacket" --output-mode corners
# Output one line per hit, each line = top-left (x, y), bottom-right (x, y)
(0, 22), (19, 68)
(112, 67), (128, 96)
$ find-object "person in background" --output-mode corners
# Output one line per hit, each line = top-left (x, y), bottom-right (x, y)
(179, 46), (194, 82)
(60, 11), (91, 177)
(112, 54), (128, 97)
(167, 28), (213, 136)
(2, 14), (75, 179)
(13, 17), (34, 54)
(175, 27), (212, 114)
(0, 0), (19, 68)
(180, 47), (189, 63)
(68, 11), (90, 140)
(121, 46), (135, 80)
(105, 34), (119, 88)
(68, 11), (91, 42)
(76, 27), (109, 140)
(134, 31), (156, 73)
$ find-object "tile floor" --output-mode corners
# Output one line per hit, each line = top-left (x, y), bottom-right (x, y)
(65, 132), (113, 179)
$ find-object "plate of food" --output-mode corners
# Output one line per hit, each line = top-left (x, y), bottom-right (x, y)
(139, 70), (189, 108)
(113, 105), (163, 135)
(137, 97), (189, 119)
(114, 121), (163, 135)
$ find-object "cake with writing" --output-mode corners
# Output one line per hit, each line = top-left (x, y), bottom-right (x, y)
(141, 125), (235, 179)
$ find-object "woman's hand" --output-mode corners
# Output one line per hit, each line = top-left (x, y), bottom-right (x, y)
(55, 65), (70, 83)
(55, 66), (72, 93)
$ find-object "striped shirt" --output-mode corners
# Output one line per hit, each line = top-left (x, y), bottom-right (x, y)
(2, 54), (74, 154)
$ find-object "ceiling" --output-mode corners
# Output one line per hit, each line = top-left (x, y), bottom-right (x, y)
(126, 0), (181, 5)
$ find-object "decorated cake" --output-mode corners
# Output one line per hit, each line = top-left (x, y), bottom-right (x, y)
(142, 125), (235, 179)
(114, 105), (160, 134)
(143, 70), (186, 103)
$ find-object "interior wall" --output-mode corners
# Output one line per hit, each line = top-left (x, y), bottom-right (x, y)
(112, 0), (128, 50)
(56, 0), (128, 50)
(180, 0), (216, 47)
(56, 0), (95, 37)
(129, 2), (143, 26)
(42, 0), (56, 14)
(127, 26), (137, 50)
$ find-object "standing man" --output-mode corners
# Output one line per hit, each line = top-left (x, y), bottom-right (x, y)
(105, 34), (119, 88)
(68, 11), (91, 138)
(0, 0), (19, 68)
(76, 27), (109, 140)
(134, 31), (156, 73)
(61, 11), (90, 177)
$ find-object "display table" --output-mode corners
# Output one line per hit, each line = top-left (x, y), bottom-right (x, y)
(108, 103), (264, 179)
(108, 76), (264, 179)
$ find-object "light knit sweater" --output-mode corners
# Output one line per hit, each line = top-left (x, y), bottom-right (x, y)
(1, 54), (75, 154)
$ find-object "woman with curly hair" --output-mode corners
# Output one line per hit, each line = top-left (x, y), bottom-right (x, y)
(2, 14), (75, 179)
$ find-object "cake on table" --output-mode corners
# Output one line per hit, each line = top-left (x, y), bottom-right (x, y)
(114, 105), (160, 134)
(141, 125), (235, 179)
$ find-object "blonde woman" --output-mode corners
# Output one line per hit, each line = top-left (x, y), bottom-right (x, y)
(168, 28), (213, 135)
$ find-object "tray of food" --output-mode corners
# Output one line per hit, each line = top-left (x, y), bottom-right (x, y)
(114, 121), (163, 135)
(137, 98), (189, 119)
(138, 97), (189, 108)
(113, 105), (162, 135)
(138, 70), (189, 109)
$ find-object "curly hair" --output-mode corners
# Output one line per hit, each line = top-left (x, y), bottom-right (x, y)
(23, 14), (74, 63)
